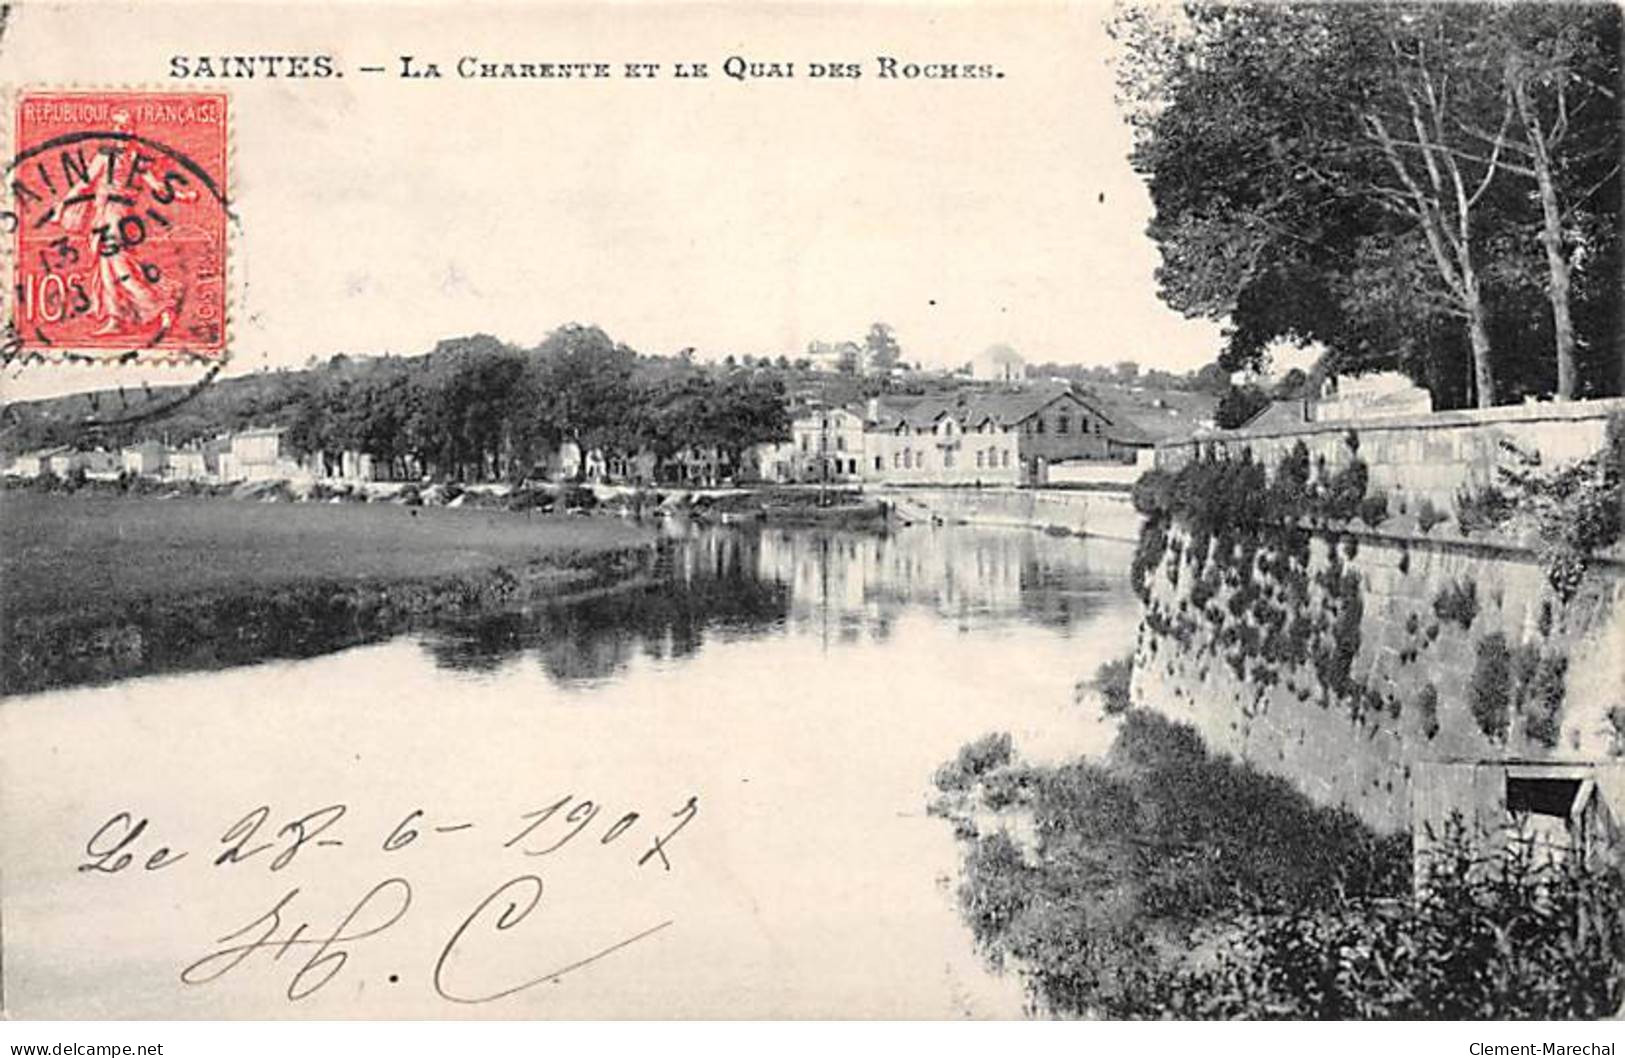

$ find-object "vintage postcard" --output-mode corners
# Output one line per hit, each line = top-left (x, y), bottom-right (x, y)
(0, 0), (1622, 1033)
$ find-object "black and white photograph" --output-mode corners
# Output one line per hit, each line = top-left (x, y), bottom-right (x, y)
(0, 0), (1621, 1042)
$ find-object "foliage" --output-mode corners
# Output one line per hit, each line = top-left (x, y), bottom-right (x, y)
(1141, 821), (1625, 1019)
(1470, 632), (1513, 740)
(863, 322), (902, 374)
(942, 713), (1411, 1017)
(933, 731), (1014, 793)
(1417, 682), (1440, 740)
(1454, 482), (1516, 536)
(1214, 384), (1272, 429)
(1415, 497), (1449, 535)
(281, 325), (791, 485)
(1133, 443), (1388, 722)
(1357, 490), (1389, 529)
(1112, 2), (1622, 406)
(1490, 420), (1625, 598)
(1094, 653), (1135, 715)
(1462, 630), (1569, 747)
(1607, 706), (1625, 757)
(1432, 579), (1479, 630)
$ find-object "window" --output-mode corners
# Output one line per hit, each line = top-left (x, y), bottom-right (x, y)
(799, 436), (809, 452)
(944, 449), (956, 468)
(976, 450), (985, 468)
(1001, 450), (1010, 468)
(893, 451), (902, 469)
(904, 450), (913, 469)
(874, 456), (882, 471)
(836, 436), (846, 451)
(1057, 415), (1070, 434)
(1035, 418), (1045, 434)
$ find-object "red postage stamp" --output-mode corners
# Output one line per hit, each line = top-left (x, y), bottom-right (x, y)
(8, 90), (230, 363)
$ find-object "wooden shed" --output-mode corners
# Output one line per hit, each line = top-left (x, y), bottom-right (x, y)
(1412, 760), (1625, 880)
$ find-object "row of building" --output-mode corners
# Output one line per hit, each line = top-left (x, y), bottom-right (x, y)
(5, 385), (1152, 490)
(6, 427), (316, 485)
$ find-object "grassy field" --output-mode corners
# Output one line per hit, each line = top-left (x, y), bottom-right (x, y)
(2, 493), (651, 617)
(0, 493), (656, 694)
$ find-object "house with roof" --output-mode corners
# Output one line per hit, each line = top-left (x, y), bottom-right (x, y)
(219, 426), (306, 482)
(858, 386), (1152, 485)
(121, 440), (169, 477)
(750, 403), (867, 484)
(863, 395), (1022, 485)
(6, 446), (71, 477)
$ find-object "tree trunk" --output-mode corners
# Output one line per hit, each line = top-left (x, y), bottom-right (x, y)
(1463, 268), (1497, 408)
(1512, 76), (1579, 400)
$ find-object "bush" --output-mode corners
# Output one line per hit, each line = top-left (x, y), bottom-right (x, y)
(1432, 579), (1478, 630)
(1608, 706), (1625, 757)
(1094, 654), (1135, 715)
(1470, 633), (1512, 740)
(1416, 497), (1449, 535)
(1454, 482), (1513, 536)
(934, 731), (1013, 792)
(559, 483), (599, 510)
(1511, 643), (1568, 749)
(1151, 823), (1625, 1019)
(1358, 490), (1389, 528)
(944, 714), (1411, 1017)
(1417, 682), (1440, 740)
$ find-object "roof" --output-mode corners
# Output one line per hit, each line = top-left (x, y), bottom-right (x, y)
(1238, 399), (1313, 433)
(867, 385), (1156, 439)
(234, 426), (287, 439)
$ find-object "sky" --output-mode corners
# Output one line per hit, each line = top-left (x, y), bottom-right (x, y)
(1, 1), (1227, 401)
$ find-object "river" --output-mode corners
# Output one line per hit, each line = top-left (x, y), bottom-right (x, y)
(0, 522), (1140, 1019)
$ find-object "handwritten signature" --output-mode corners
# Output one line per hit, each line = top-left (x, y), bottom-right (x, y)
(178, 874), (673, 1003)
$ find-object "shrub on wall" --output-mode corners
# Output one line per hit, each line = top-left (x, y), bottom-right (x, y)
(1416, 497), (1449, 535)
(1358, 490), (1389, 528)
(1432, 579), (1479, 630)
(1417, 682), (1440, 740)
(1470, 633), (1513, 740)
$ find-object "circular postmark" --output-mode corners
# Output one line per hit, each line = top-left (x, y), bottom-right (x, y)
(1, 90), (237, 427)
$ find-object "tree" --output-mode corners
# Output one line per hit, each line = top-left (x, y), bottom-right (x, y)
(1113, 2), (1621, 407)
(834, 341), (862, 375)
(864, 322), (902, 373)
(531, 324), (639, 480)
(1215, 384), (1273, 429)
(1485, 5), (1621, 399)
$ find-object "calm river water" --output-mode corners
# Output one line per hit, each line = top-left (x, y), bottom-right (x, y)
(1, 522), (1139, 1018)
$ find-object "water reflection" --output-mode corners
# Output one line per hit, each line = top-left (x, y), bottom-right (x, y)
(1, 520), (1142, 1018)
(422, 524), (1132, 686)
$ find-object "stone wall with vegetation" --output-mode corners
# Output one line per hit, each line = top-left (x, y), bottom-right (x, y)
(1157, 398), (1625, 525)
(1130, 410), (1625, 832)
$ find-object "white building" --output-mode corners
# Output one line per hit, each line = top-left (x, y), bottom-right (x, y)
(970, 345), (1026, 383)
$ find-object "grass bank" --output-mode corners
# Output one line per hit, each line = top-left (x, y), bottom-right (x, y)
(934, 712), (1623, 1018)
(1, 493), (657, 695)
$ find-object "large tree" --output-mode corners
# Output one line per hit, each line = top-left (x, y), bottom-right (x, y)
(1114, 2), (1620, 408)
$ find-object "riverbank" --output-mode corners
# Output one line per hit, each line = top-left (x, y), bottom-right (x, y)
(932, 713), (1623, 1019)
(0, 493), (658, 696)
